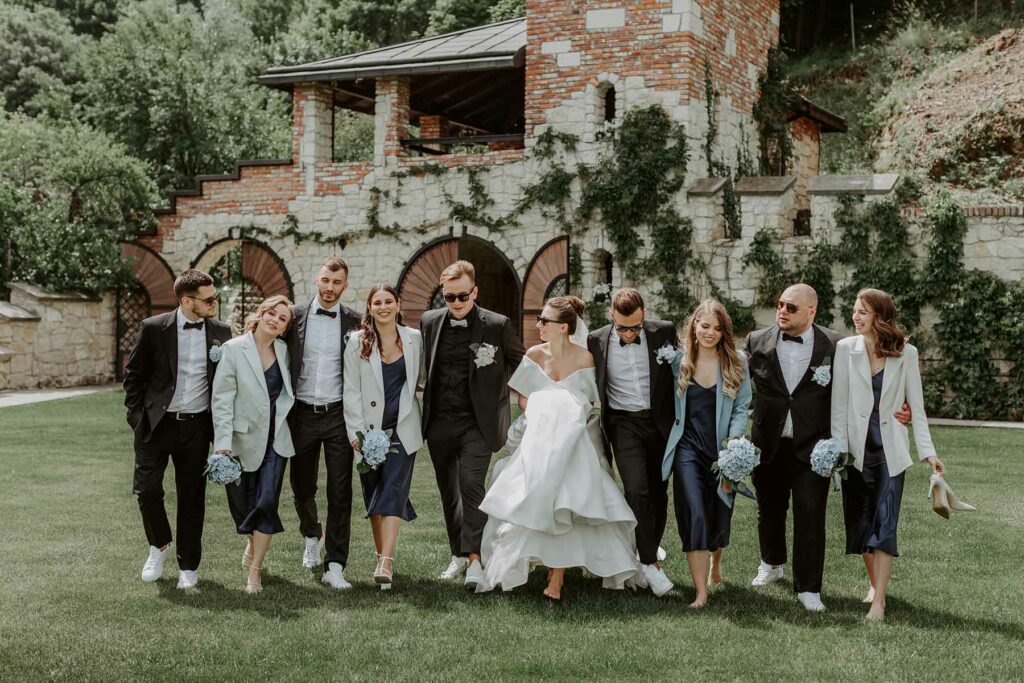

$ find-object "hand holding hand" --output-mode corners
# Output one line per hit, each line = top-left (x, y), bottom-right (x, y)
(893, 401), (912, 425)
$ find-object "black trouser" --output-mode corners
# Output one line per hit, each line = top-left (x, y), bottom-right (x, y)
(427, 415), (492, 558)
(752, 438), (831, 593)
(132, 414), (210, 571)
(288, 402), (354, 570)
(606, 410), (669, 565)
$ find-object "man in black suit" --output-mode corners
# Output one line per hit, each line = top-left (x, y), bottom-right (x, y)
(587, 288), (677, 596)
(285, 256), (361, 590)
(124, 269), (232, 589)
(420, 260), (525, 587)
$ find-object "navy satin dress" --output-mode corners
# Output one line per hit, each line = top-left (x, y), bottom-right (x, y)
(226, 360), (287, 535)
(672, 380), (733, 552)
(842, 369), (905, 556)
(359, 356), (416, 520)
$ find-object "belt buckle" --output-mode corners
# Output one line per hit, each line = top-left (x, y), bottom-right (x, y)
(313, 403), (329, 414)
(174, 412), (188, 421)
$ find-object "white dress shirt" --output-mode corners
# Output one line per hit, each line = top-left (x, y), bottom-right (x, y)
(606, 330), (651, 411)
(296, 300), (344, 404)
(777, 326), (815, 437)
(167, 308), (210, 413)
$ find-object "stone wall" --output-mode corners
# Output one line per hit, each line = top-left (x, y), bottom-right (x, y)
(0, 283), (115, 391)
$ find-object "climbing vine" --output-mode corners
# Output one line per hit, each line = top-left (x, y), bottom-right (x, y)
(753, 45), (793, 176)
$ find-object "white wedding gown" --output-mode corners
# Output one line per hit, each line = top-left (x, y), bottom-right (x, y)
(475, 356), (645, 592)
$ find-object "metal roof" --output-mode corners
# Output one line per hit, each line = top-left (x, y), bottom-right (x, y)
(260, 18), (527, 86)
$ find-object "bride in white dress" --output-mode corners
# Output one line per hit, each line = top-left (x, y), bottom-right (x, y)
(476, 296), (645, 601)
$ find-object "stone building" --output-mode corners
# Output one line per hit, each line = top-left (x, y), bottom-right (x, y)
(113, 0), (1021, 380)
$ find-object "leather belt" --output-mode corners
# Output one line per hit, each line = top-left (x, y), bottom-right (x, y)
(169, 410), (208, 421)
(607, 408), (653, 419)
(297, 400), (343, 413)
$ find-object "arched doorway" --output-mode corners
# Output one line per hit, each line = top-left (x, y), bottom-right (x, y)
(397, 236), (521, 330)
(193, 238), (293, 334)
(521, 236), (569, 347)
(117, 242), (178, 377)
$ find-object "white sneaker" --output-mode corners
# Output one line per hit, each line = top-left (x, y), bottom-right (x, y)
(302, 535), (324, 568)
(464, 560), (484, 588)
(798, 591), (826, 612)
(321, 562), (352, 590)
(439, 555), (468, 580)
(641, 564), (674, 597)
(657, 546), (667, 562)
(177, 570), (198, 590)
(751, 561), (784, 586)
(141, 544), (171, 583)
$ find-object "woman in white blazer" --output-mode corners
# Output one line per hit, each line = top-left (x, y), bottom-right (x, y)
(343, 284), (423, 589)
(831, 288), (946, 621)
(211, 295), (296, 594)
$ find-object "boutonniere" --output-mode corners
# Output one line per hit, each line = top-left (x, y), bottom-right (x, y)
(470, 342), (497, 368)
(208, 339), (223, 363)
(655, 343), (681, 365)
(811, 356), (831, 387)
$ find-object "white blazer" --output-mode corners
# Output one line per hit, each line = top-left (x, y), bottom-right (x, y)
(343, 325), (424, 454)
(212, 332), (295, 472)
(830, 335), (936, 476)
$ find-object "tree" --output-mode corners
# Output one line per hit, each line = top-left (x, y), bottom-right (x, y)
(80, 0), (291, 192)
(0, 113), (159, 294)
(0, 2), (85, 117)
(426, 0), (492, 35)
(488, 0), (525, 22)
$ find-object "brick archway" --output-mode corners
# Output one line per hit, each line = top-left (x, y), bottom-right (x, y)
(521, 236), (569, 348)
(397, 236), (522, 330)
(193, 238), (293, 333)
(117, 243), (178, 377)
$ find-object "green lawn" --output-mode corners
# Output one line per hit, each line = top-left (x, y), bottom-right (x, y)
(1, 390), (1022, 681)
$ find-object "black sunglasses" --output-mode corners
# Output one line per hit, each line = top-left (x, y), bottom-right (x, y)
(537, 316), (562, 326)
(614, 324), (643, 334)
(775, 300), (804, 314)
(186, 293), (218, 306)
(442, 291), (473, 303)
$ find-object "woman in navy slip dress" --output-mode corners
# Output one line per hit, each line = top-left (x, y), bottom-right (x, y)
(359, 354), (416, 522)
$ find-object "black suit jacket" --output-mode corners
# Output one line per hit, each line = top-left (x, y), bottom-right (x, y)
(123, 309), (233, 443)
(420, 305), (526, 452)
(285, 301), (361, 396)
(588, 319), (678, 460)
(746, 324), (842, 464)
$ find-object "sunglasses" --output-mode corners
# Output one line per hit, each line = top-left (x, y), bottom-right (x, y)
(537, 316), (562, 326)
(187, 293), (218, 306)
(614, 324), (643, 334)
(775, 300), (804, 314)
(442, 291), (473, 304)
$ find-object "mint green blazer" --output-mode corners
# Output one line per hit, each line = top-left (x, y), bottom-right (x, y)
(661, 354), (752, 480)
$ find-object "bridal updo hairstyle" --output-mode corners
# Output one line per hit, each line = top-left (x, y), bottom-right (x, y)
(856, 288), (907, 357)
(244, 295), (294, 334)
(677, 299), (745, 399)
(359, 283), (404, 361)
(544, 295), (586, 335)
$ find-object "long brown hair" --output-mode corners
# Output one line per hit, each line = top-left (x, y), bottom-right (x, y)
(856, 288), (907, 357)
(359, 284), (403, 361)
(678, 299), (744, 398)
(244, 295), (294, 335)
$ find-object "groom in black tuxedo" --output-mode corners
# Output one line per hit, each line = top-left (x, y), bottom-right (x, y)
(588, 288), (677, 596)
(420, 260), (525, 586)
(123, 269), (232, 589)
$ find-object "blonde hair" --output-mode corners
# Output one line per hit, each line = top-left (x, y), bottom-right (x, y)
(678, 299), (744, 398)
(244, 295), (294, 335)
(439, 260), (476, 284)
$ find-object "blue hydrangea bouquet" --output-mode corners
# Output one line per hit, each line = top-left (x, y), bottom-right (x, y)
(205, 453), (242, 485)
(810, 437), (851, 491)
(356, 428), (398, 474)
(712, 437), (760, 507)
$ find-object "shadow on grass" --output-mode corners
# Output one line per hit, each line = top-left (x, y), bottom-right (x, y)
(157, 569), (1023, 639)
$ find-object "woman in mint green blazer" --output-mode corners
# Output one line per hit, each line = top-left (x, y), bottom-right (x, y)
(661, 300), (752, 608)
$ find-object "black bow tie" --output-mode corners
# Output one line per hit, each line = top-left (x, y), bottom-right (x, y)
(183, 320), (204, 331)
(316, 308), (337, 319)
(782, 333), (804, 344)
(449, 318), (469, 328)
(619, 337), (641, 347)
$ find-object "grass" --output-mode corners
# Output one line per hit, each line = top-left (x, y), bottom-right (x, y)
(1, 389), (1023, 681)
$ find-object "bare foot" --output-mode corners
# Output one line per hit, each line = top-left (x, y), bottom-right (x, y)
(863, 586), (876, 604)
(543, 572), (563, 601)
(866, 602), (885, 621)
(688, 593), (709, 609)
